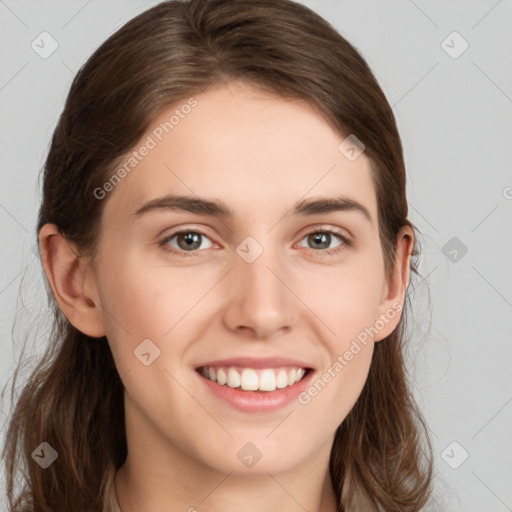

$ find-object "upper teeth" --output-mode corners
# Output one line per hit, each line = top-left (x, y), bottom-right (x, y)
(200, 366), (307, 392)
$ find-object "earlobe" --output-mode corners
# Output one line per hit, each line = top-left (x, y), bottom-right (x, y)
(374, 226), (414, 342)
(38, 223), (106, 338)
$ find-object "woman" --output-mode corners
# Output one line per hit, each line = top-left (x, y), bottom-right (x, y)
(2, 1), (433, 510)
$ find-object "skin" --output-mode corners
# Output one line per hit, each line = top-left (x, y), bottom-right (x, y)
(39, 80), (413, 512)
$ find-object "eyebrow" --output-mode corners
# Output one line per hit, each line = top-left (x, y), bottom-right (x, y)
(134, 194), (372, 223)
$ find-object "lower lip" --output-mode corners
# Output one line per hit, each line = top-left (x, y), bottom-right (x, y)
(195, 369), (314, 413)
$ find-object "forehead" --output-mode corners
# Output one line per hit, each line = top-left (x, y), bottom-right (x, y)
(102, 81), (377, 223)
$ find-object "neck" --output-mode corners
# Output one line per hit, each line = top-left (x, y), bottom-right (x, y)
(115, 462), (338, 512)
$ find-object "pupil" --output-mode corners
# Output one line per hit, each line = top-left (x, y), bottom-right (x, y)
(310, 232), (330, 249)
(179, 232), (201, 250)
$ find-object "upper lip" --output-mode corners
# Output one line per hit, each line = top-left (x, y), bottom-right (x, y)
(196, 356), (314, 370)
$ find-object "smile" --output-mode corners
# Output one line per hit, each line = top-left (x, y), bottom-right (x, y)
(198, 366), (309, 392)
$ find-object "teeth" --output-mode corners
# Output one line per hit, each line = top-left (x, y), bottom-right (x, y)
(259, 369), (276, 391)
(276, 370), (288, 389)
(227, 367), (241, 388)
(217, 368), (227, 385)
(200, 366), (308, 392)
(240, 369), (259, 391)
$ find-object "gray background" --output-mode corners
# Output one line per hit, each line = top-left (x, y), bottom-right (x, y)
(1, 1), (511, 510)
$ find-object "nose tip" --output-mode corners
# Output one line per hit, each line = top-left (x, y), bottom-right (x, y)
(222, 249), (297, 338)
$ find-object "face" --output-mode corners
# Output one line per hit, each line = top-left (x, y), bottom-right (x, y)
(86, 81), (405, 476)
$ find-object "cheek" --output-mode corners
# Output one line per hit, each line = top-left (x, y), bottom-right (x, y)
(95, 254), (221, 366)
(98, 251), (199, 326)
(297, 258), (386, 343)
(291, 257), (383, 413)
(294, 321), (374, 453)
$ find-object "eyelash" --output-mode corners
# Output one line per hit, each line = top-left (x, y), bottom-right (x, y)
(159, 227), (352, 258)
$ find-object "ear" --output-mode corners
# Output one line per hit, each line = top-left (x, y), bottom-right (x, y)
(373, 226), (414, 342)
(38, 223), (106, 338)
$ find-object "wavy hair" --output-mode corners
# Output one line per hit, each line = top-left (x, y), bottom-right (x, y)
(2, 1), (433, 510)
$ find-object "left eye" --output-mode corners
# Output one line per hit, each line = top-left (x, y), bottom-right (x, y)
(298, 231), (344, 250)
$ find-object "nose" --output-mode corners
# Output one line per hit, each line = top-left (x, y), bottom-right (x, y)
(222, 245), (298, 339)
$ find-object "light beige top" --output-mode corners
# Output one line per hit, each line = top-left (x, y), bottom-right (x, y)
(104, 477), (379, 512)
(107, 480), (122, 512)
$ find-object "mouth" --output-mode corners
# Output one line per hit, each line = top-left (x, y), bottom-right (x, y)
(196, 365), (313, 392)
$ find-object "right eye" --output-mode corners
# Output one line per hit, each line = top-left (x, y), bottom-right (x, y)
(160, 230), (215, 257)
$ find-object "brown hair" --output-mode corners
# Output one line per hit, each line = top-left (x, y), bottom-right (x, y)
(2, 1), (433, 510)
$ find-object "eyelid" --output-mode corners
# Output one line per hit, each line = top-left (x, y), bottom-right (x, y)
(156, 222), (217, 240)
(295, 224), (353, 243)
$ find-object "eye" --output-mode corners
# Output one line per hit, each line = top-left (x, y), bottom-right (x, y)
(160, 230), (214, 256)
(159, 227), (350, 258)
(298, 229), (349, 255)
